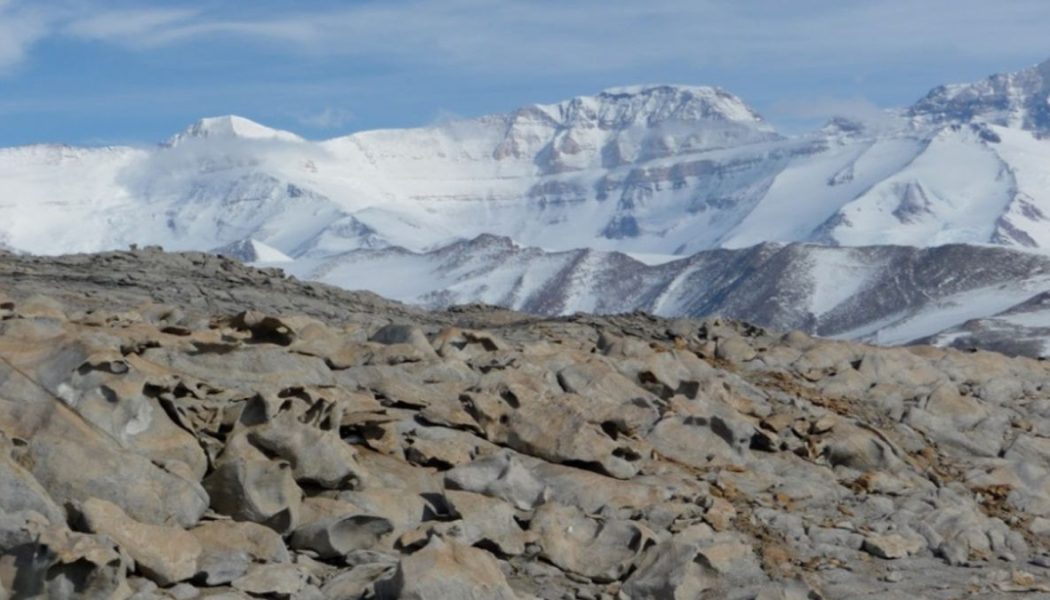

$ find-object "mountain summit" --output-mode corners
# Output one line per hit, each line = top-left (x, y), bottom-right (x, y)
(486, 85), (779, 169)
(911, 58), (1050, 133)
(541, 84), (775, 129)
(168, 115), (304, 146)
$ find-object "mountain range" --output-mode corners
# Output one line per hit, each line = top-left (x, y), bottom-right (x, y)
(4, 59), (1050, 354)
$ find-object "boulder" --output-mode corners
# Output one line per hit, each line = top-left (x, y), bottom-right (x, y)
(231, 563), (309, 598)
(370, 324), (439, 359)
(190, 520), (290, 586)
(445, 450), (547, 510)
(441, 490), (529, 556)
(78, 498), (201, 586)
(0, 511), (131, 600)
(321, 563), (397, 599)
(374, 536), (518, 600)
(141, 345), (334, 393)
(334, 489), (433, 534)
(19, 401), (209, 528)
(245, 413), (362, 488)
(0, 330), (209, 528)
(290, 515), (394, 559)
(622, 538), (710, 599)
(861, 533), (924, 560)
(202, 433), (302, 534)
(494, 393), (642, 479)
(62, 353), (208, 481)
(531, 502), (653, 582)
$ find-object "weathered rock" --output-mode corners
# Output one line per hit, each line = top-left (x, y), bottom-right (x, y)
(493, 392), (642, 479)
(141, 345), (335, 393)
(861, 533), (924, 560)
(62, 353), (209, 481)
(231, 563), (308, 598)
(16, 401), (209, 528)
(202, 433), (302, 534)
(0, 511), (131, 600)
(0, 325), (210, 529)
(622, 538), (710, 599)
(290, 515), (394, 558)
(374, 536), (519, 600)
(78, 498), (201, 586)
(441, 490), (529, 556)
(370, 324), (439, 359)
(695, 538), (764, 582)
(531, 502), (653, 582)
(0, 438), (65, 524)
(190, 520), (290, 586)
(445, 450), (547, 510)
(245, 413), (362, 488)
(334, 488), (434, 534)
(4, 251), (1050, 599)
(321, 562), (397, 599)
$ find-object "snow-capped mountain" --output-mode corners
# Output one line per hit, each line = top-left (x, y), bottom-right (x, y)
(168, 115), (305, 146)
(911, 58), (1050, 133)
(5, 63), (1050, 258)
(274, 234), (1050, 356)
(5, 58), (1050, 353)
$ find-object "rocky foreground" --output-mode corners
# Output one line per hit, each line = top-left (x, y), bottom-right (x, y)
(2, 249), (1050, 599)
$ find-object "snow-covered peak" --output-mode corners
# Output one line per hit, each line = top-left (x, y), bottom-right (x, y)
(168, 115), (304, 146)
(529, 84), (775, 132)
(910, 57), (1050, 133)
(483, 84), (780, 168)
(211, 238), (293, 264)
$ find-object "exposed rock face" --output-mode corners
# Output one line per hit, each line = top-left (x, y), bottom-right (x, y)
(911, 58), (1050, 133)
(2, 249), (1050, 598)
(290, 235), (1050, 358)
(77, 498), (202, 586)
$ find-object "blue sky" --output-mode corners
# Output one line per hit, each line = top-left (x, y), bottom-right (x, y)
(1, 0), (1049, 146)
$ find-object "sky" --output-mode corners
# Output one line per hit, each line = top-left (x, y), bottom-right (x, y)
(1, 0), (1049, 146)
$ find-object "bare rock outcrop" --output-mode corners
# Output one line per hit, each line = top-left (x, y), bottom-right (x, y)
(1, 249), (1049, 598)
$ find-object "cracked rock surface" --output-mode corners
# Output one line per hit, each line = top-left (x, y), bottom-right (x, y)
(1, 248), (1050, 598)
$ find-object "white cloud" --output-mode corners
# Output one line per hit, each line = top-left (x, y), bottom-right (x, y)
(55, 0), (1046, 77)
(0, 1), (54, 73)
(296, 107), (354, 130)
(770, 97), (895, 123)
(2, 1), (1050, 82)
(64, 8), (199, 43)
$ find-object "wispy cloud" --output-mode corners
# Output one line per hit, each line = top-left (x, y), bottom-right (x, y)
(3, 0), (1050, 146)
(296, 107), (354, 130)
(0, 0), (56, 73)
(5, 1), (1050, 78)
(770, 96), (897, 125)
(64, 8), (200, 43)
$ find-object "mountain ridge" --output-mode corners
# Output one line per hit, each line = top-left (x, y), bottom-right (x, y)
(4, 59), (1050, 354)
(270, 234), (1050, 356)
